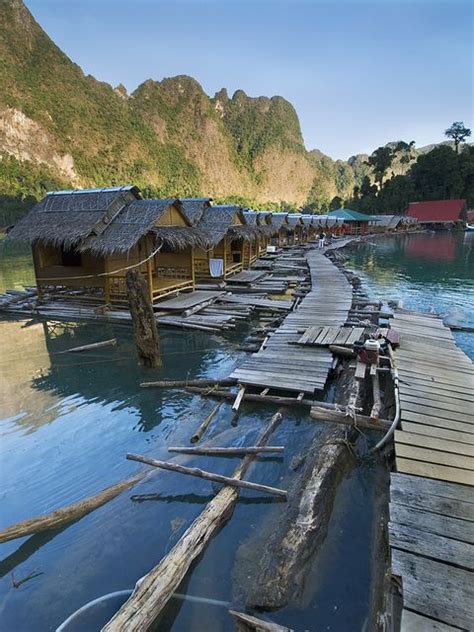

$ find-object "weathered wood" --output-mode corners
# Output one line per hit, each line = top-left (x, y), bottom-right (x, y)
(389, 521), (474, 569)
(168, 446), (284, 455)
(232, 385), (247, 412)
(400, 609), (459, 632)
(58, 338), (117, 354)
(229, 610), (293, 632)
(0, 472), (146, 544)
(140, 377), (236, 389)
(126, 270), (161, 367)
(391, 549), (474, 629)
(395, 457), (473, 486)
(126, 454), (287, 498)
(190, 402), (223, 444)
(310, 405), (390, 432)
(102, 411), (283, 632)
(390, 502), (474, 544)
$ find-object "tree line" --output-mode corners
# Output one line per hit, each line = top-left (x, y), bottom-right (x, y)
(327, 122), (472, 215)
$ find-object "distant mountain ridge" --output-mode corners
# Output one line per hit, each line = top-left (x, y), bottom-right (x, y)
(0, 0), (456, 225)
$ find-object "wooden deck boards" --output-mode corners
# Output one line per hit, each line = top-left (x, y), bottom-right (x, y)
(389, 311), (474, 631)
(230, 250), (352, 393)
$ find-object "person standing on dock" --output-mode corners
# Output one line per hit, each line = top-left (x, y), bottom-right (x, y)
(318, 230), (326, 249)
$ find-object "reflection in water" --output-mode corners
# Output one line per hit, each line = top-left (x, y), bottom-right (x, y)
(348, 232), (474, 359)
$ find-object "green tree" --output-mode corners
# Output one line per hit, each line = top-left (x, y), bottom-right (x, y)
(329, 196), (343, 210)
(366, 146), (394, 189)
(445, 121), (471, 154)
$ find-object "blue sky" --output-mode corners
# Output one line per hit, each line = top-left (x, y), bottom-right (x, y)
(25, 0), (473, 160)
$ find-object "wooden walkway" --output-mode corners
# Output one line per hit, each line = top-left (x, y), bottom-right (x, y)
(389, 310), (474, 630)
(230, 250), (353, 393)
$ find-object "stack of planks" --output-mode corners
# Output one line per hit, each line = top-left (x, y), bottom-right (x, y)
(388, 309), (474, 630)
(230, 251), (353, 394)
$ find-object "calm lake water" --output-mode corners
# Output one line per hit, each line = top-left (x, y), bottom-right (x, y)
(0, 232), (472, 631)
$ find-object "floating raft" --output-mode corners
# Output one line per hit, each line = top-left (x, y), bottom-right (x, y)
(230, 251), (353, 393)
(389, 310), (474, 630)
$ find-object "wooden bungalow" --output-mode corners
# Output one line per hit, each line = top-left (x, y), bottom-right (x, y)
(301, 214), (317, 241)
(286, 213), (304, 245)
(242, 211), (261, 267)
(257, 212), (274, 254)
(269, 213), (290, 246)
(327, 208), (375, 235)
(192, 205), (257, 279)
(7, 186), (205, 305)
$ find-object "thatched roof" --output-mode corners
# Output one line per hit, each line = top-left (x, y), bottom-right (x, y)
(287, 213), (303, 227)
(243, 210), (271, 237)
(84, 199), (205, 254)
(257, 212), (275, 236)
(196, 205), (250, 247)
(301, 214), (316, 226)
(269, 213), (289, 233)
(8, 186), (205, 254)
(179, 197), (212, 226)
(7, 186), (141, 249)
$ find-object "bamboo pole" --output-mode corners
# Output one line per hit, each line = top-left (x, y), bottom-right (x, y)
(185, 386), (314, 408)
(57, 338), (117, 354)
(168, 446), (284, 456)
(190, 402), (223, 444)
(0, 472), (146, 544)
(140, 377), (236, 389)
(102, 411), (284, 632)
(126, 454), (287, 498)
(229, 610), (293, 632)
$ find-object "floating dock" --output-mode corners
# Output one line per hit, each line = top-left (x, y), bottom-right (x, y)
(389, 310), (474, 630)
(230, 250), (353, 393)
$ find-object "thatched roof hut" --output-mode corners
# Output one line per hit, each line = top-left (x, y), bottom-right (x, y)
(7, 186), (206, 255)
(286, 213), (303, 228)
(197, 205), (257, 247)
(179, 197), (212, 226)
(268, 212), (289, 234)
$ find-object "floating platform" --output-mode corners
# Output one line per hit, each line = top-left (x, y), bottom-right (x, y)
(230, 251), (353, 393)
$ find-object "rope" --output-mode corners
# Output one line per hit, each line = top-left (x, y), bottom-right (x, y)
(38, 240), (164, 283)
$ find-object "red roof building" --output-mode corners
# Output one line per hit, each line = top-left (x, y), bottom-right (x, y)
(407, 199), (467, 224)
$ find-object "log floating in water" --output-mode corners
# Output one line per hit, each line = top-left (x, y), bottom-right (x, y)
(126, 454), (287, 498)
(0, 472), (146, 544)
(140, 377), (236, 389)
(168, 446), (284, 455)
(229, 610), (294, 632)
(190, 402), (223, 444)
(102, 411), (284, 632)
(57, 338), (117, 354)
(310, 405), (390, 432)
(185, 386), (314, 408)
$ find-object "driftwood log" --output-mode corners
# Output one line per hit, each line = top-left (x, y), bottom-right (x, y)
(0, 472), (146, 544)
(126, 454), (287, 498)
(191, 402), (223, 444)
(102, 411), (284, 632)
(229, 610), (294, 632)
(126, 270), (161, 367)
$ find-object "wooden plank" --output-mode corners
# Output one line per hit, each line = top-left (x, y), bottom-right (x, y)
(390, 502), (474, 544)
(400, 422), (474, 446)
(398, 376), (473, 397)
(400, 609), (460, 632)
(395, 444), (474, 471)
(391, 549), (474, 630)
(399, 394), (474, 417)
(395, 431), (474, 457)
(401, 412), (474, 435)
(390, 472), (474, 504)
(398, 384), (474, 405)
(398, 368), (474, 389)
(396, 457), (474, 486)
(389, 522), (474, 569)
(400, 402), (473, 426)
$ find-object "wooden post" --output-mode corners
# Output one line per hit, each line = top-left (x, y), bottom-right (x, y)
(146, 238), (154, 303)
(126, 270), (161, 368)
(190, 247), (195, 286)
